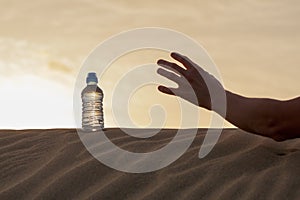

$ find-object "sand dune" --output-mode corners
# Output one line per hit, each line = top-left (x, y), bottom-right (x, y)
(0, 129), (299, 200)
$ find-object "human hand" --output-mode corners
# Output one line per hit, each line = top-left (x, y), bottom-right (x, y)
(157, 52), (224, 110)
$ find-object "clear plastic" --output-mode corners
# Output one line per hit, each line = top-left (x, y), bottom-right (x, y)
(81, 82), (104, 131)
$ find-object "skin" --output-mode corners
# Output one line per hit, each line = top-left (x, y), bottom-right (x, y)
(157, 52), (300, 141)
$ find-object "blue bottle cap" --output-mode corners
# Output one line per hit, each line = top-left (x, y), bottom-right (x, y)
(86, 72), (98, 84)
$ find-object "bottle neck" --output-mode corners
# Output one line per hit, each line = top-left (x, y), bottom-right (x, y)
(87, 81), (98, 85)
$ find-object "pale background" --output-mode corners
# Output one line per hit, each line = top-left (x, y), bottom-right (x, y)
(0, 0), (299, 129)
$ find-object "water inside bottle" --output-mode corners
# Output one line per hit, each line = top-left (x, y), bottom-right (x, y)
(81, 72), (104, 131)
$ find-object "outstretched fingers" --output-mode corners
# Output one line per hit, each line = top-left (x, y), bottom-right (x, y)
(171, 52), (203, 73)
(157, 59), (186, 75)
(157, 68), (181, 83)
(170, 52), (193, 69)
(158, 85), (176, 95)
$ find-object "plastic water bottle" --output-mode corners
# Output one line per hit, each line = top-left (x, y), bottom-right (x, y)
(81, 72), (104, 131)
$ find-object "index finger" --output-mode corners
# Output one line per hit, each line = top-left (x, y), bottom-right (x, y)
(170, 52), (194, 70)
(157, 59), (186, 75)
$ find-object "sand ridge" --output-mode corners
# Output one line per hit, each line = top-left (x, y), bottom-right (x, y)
(0, 129), (299, 200)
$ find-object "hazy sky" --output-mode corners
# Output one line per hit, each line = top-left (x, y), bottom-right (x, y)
(0, 0), (299, 129)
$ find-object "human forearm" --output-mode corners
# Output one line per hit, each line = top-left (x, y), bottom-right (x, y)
(220, 91), (285, 141)
(157, 52), (300, 141)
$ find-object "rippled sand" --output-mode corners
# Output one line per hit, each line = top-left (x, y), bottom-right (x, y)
(0, 129), (299, 199)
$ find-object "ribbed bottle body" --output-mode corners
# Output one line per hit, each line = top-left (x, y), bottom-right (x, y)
(81, 85), (104, 131)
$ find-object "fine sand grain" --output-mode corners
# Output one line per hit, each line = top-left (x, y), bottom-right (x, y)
(0, 129), (299, 200)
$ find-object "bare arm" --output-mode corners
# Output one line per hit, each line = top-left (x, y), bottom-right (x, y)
(157, 52), (300, 141)
(225, 92), (300, 141)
